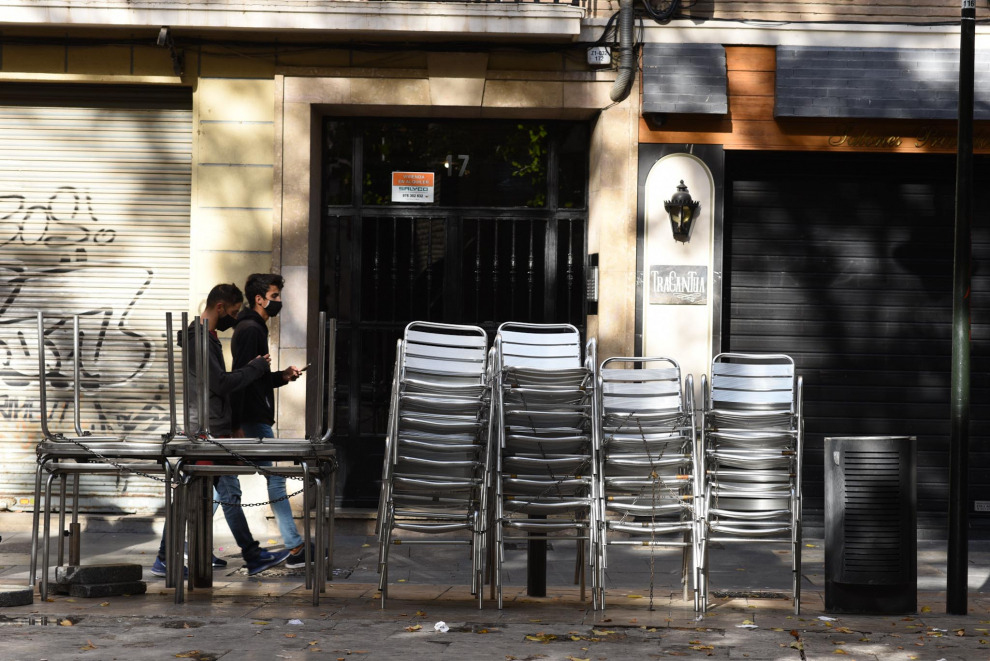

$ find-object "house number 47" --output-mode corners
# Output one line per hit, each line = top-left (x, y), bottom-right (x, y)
(445, 154), (470, 177)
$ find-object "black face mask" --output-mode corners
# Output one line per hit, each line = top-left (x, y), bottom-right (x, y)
(215, 313), (236, 332)
(264, 299), (282, 318)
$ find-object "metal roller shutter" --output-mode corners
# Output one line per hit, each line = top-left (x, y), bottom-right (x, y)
(724, 150), (990, 539)
(0, 83), (192, 514)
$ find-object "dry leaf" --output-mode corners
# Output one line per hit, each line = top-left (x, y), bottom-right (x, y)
(99, 602), (109, 607)
(404, 625), (422, 632)
(626, 594), (644, 599)
(309, 641), (318, 646)
(834, 627), (854, 634)
(252, 621), (269, 625)
(592, 630), (616, 635)
(415, 611), (427, 617)
(310, 649), (322, 653)
(566, 657), (590, 661)
(689, 645), (714, 651)
(175, 654), (201, 659)
(66, 598), (76, 603)
(833, 650), (847, 655)
(285, 634), (297, 638)
(954, 629), (966, 637)
(361, 544), (370, 548)
(80, 640), (97, 651)
(59, 619), (73, 627)
(742, 620), (755, 626)
(921, 606), (932, 613)
(397, 579), (406, 583)
(525, 633), (557, 643)
(789, 642), (804, 651)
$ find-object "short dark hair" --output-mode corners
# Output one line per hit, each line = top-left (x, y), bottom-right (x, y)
(245, 273), (285, 308)
(206, 283), (243, 308)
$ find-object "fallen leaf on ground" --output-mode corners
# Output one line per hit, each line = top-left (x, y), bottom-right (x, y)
(415, 611), (427, 617)
(741, 620), (755, 625)
(921, 606), (932, 613)
(805, 543), (817, 547)
(175, 654), (200, 659)
(833, 650), (847, 655)
(80, 640), (97, 651)
(592, 630), (616, 635)
(689, 645), (714, 651)
(626, 594), (643, 599)
(404, 625), (422, 632)
(59, 620), (73, 627)
(954, 629), (965, 636)
(309, 649), (321, 653)
(252, 621), (269, 625)
(566, 657), (590, 661)
(285, 634), (297, 638)
(834, 627), (854, 634)
(525, 633), (557, 643)
(361, 544), (370, 548)
(789, 642), (804, 651)
(99, 602), (109, 607)
(66, 599), (76, 603)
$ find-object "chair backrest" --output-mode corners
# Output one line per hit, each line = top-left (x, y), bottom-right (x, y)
(710, 353), (795, 412)
(496, 322), (583, 371)
(600, 357), (682, 415)
(401, 322), (488, 383)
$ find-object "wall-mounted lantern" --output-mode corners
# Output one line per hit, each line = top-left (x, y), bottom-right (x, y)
(664, 180), (700, 242)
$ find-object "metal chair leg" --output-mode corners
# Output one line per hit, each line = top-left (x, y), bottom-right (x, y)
(301, 461), (313, 592)
(68, 473), (81, 567)
(56, 474), (67, 568)
(42, 472), (57, 601)
(327, 465), (336, 583)
(29, 457), (49, 588)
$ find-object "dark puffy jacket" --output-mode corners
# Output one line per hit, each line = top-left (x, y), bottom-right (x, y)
(177, 321), (268, 437)
(230, 308), (286, 429)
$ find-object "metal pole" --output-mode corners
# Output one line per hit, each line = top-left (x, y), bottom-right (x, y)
(72, 316), (84, 437)
(181, 312), (191, 440)
(948, 0), (975, 616)
(165, 313), (177, 440)
(36, 312), (53, 441)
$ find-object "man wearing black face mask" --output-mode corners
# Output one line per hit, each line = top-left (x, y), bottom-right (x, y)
(230, 273), (309, 564)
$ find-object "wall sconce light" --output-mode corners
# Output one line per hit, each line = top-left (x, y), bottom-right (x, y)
(664, 180), (699, 242)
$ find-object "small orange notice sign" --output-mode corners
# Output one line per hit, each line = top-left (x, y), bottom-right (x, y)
(391, 171), (435, 203)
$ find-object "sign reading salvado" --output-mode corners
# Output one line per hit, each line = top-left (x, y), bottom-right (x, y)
(649, 265), (708, 305)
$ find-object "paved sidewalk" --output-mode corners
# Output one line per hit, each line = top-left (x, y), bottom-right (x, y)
(1, 518), (990, 660)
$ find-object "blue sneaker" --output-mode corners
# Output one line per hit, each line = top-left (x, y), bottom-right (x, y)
(246, 549), (291, 576)
(151, 557), (188, 578)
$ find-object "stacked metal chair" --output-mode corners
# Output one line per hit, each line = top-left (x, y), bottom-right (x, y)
(697, 353), (804, 614)
(593, 357), (698, 611)
(491, 322), (597, 609)
(376, 322), (491, 609)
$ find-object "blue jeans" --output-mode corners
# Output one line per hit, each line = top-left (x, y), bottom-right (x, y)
(241, 422), (305, 550)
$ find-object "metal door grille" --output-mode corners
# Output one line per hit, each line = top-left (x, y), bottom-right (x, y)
(0, 83), (192, 513)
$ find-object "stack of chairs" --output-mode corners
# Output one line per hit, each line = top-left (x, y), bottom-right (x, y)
(491, 322), (597, 609)
(697, 353), (804, 614)
(593, 357), (698, 611)
(376, 322), (491, 609)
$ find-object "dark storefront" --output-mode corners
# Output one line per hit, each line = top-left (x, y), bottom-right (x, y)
(318, 118), (590, 506)
(722, 151), (990, 537)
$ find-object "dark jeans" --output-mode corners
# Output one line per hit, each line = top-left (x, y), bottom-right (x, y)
(157, 475), (262, 563)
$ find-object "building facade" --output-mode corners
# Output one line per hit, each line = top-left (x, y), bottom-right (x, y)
(0, 0), (987, 537)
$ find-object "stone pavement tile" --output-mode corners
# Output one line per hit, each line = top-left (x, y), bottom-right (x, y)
(213, 579), (303, 598)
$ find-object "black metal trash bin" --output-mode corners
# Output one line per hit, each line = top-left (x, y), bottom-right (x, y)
(824, 436), (917, 614)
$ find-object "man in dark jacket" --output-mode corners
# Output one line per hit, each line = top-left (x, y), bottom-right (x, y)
(152, 283), (291, 578)
(230, 273), (311, 567)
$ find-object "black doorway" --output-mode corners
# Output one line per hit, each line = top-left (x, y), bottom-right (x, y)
(320, 118), (590, 506)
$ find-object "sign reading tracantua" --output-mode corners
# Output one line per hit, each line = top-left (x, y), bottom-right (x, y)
(649, 265), (708, 305)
